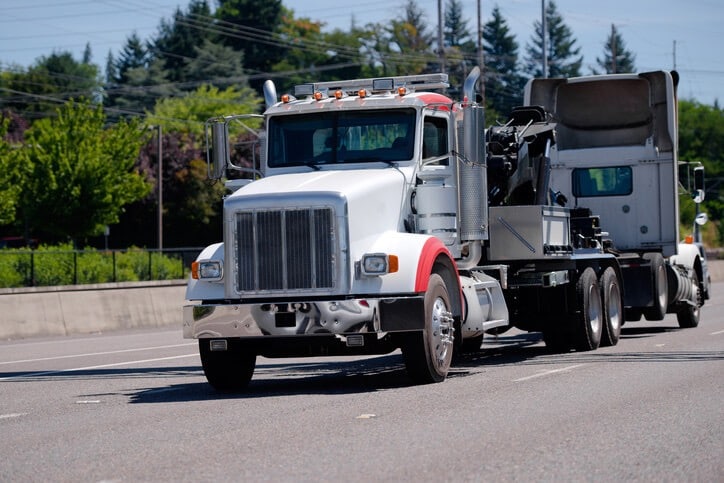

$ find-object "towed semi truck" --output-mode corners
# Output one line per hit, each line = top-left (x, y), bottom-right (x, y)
(183, 68), (705, 390)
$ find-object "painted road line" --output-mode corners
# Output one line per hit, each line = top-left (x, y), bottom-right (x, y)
(0, 354), (198, 382)
(513, 364), (585, 382)
(0, 343), (196, 365)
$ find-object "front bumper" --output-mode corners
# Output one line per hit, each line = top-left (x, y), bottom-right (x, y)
(183, 296), (425, 339)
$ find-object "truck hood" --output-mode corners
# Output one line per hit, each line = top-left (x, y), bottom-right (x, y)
(227, 168), (409, 245)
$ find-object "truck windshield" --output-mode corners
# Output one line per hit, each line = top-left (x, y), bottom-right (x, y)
(572, 166), (633, 197)
(267, 108), (416, 168)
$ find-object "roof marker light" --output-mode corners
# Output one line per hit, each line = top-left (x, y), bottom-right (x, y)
(397, 86), (407, 96)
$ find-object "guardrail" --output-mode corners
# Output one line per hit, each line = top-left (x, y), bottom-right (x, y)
(0, 247), (203, 288)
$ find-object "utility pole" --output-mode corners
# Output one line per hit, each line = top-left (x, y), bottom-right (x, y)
(611, 24), (617, 74)
(157, 125), (163, 251)
(541, 0), (548, 78)
(438, 0), (445, 73)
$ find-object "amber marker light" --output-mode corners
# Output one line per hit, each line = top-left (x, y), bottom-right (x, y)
(397, 86), (407, 96)
(314, 91), (324, 101)
(358, 89), (368, 98)
(281, 94), (291, 103)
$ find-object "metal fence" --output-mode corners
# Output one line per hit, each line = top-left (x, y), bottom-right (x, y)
(0, 247), (203, 288)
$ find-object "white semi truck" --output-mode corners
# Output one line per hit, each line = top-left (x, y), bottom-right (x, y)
(183, 68), (705, 390)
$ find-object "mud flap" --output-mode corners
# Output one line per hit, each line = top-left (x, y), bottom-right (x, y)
(379, 297), (425, 331)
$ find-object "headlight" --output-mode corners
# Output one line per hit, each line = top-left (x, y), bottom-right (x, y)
(191, 260), (223, 281)
(360, 253), (398, 276)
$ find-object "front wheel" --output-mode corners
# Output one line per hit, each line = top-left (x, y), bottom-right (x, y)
(199, 339), (256, 392)
(677, 271), (701, 328)
(643, 253), (668, 321)
(401, 273), (455, 384)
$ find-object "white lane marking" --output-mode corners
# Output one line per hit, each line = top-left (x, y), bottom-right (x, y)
(513, 364), (585, 382)
(0, 354), (198, 381)
(711, 329), (724, 335)
(0, 413), (27, 420)
(0, 343), (196, 365)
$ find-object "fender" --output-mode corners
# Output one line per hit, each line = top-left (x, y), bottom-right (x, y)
(670, 242), (699, 270)
(414, 237), (464, 321)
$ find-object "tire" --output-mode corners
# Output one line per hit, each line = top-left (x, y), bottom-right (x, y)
(571, 267), (603, 352)
(542, 325), (571, 353)
(199, 339), (256, 392)
(461, 334), (484, 353)
(624, 308), (641, 322)
(401, 273), (455, 384)
(677, 271), (701, 328)
(600, 267), (623, 347)
(643, 253), (668, 321)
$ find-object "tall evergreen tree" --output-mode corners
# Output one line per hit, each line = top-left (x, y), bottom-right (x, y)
(113, 32), (148, 84)
(385, 0), (435, 76)
(484, 5), (525, 117)
(215, 0), (284, 76)
(444, 0), (471, 48)
(593, 24), (636, 74)
(524, 0), (582, 78)
(151, 0), (215, 84)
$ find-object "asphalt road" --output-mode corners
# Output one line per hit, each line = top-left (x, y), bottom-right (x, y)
(1, 284), (723, 482)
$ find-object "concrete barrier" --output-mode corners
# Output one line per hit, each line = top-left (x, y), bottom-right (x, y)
(0, 280), (187, 340)
(2, 260), (723, 341)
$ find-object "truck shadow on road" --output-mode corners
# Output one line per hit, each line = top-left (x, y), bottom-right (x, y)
(127, 324), (723, 403)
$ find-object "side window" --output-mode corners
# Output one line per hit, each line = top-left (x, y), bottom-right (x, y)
(422, 116), (448, 165)
(572, 166), (633, 197)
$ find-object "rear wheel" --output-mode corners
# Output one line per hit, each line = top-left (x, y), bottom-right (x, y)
(677, 271), (701, 328)
(199, 339), (256, 392)
(401, 273), (455, 384)
(600, 267), (622, 347)
(572, 267), (602, 351)
(461, 334), (484, 353)
(643, 253), (668, 321)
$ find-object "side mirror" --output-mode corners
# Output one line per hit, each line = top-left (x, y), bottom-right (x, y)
(208, 120), (228, 180)
(693, 166), (705, 202)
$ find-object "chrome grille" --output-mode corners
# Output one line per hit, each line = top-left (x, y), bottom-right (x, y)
(235, 207), (336, 292)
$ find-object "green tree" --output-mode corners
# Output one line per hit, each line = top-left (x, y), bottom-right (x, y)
(593, 24), (636, 74)
(484, 5), (525, 118)
(185, 39), (246, 87)
(443, 0), (477, 90)
(525, 0), (582, 78)
(146, 84), (262, 139)
(16, 100), (151, 243)
(678, 99), (724, 244)
(0, 115), (22, 225)
(151, 0), (216, 84)
(385, 0), (435, 75)
(0, 52), (101, 118)
(215, 0), (285, 76)
(270, 9), (334, 90)
(107, 57), (176, 117)
(444, 0), (471, 48)
(113, 32), (148, 84)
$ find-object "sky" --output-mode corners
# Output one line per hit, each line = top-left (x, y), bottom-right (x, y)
(1, 0), (722, 106)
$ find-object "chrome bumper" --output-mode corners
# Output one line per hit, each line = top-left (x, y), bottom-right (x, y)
(183, 296), (424, 339)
